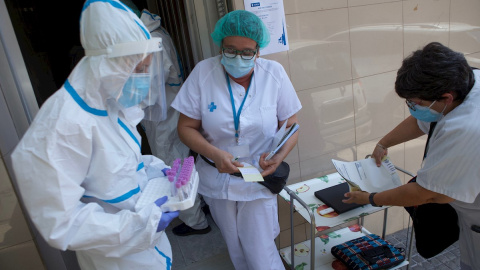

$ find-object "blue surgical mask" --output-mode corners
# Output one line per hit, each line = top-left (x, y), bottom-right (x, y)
(221, 55), (255, 78)
(118, 73), (151, 108)
(408, 100), (445, 122)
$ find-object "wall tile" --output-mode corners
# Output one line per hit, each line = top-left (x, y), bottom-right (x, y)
(287, 9), (351, 91)
(349, 2), (403, 78)
(261, 51), (291, 78)
(0, 158), (32, 250)
(296, 82), (355, 162)
(0, 241), (44, 270)
(466, 52), (480, 69)
(362, 207), (406, 236)
(287, 161), (301, 184)
(299, 147), (356, 181)
(0, 84), (19, 157)
(403, 0), (450, 56)
(353, 71), (404, 144)
(284, 144), (300, 165)
(284, 0), (347, 14)
(450, 0), (480, 54)
(348, 0), (398, 7)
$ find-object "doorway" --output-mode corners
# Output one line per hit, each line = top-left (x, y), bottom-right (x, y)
(4, 0), (195, 107)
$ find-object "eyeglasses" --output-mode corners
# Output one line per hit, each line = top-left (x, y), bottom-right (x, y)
(406, 99), (437, 111)
(405, 99), (417, 111)
(222, 47), (257, 60)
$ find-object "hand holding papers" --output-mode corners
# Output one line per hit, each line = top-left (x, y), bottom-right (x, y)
(331, 157), (402, 193)
(265, 122), (299, 161)
(314, 157), (400, 214)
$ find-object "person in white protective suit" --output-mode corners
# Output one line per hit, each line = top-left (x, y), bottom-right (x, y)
(11, 1), (179, 269)
(139, 9), (188, 171)
(139, 9), (211, 237)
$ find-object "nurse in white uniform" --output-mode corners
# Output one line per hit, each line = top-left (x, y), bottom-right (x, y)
(11, 1), (178, 269)
(343, 42), (480, 270)
(171, 10), (302, 270)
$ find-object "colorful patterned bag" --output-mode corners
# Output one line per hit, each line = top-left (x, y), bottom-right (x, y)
(331, 234), (405, 270)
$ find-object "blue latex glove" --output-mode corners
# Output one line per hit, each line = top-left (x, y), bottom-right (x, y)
(155, 196), (179, 232)
(161, 168), (170, 176)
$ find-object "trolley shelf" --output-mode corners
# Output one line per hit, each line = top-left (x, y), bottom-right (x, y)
(279, 226), (409, 270)
(280, 171), (412, 269)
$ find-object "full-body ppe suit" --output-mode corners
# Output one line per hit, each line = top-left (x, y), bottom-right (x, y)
(140, 9), (209, 232)
(11, 1), (176, 269)
(140, 9), (188, 167)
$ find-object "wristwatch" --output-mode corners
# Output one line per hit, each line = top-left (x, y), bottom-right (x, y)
(369, 192), (382, 207)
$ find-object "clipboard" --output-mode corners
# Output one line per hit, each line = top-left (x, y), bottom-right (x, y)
(265, 122), (299, 160)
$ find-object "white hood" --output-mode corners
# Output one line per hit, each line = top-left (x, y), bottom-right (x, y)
(67, 0), (151, 113)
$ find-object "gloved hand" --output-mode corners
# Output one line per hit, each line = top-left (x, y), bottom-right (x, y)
(161, 168), (170, 176)
(155, 196), (179, 232)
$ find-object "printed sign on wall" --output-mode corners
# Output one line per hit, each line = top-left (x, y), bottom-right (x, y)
(244, 0), (289, 55)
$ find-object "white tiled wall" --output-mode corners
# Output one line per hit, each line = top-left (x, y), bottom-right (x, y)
(0, 157), (44, 269)
(287, 8), (352, 89)
(349, 2), (404, 78)
(260, 0), (480, 236)
(0, 65), (44, 268)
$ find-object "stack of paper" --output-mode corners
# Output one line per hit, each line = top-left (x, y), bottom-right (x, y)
(331, 157), (402, 193)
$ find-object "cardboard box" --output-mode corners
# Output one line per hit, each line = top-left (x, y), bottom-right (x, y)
(277, 195), (307, 231)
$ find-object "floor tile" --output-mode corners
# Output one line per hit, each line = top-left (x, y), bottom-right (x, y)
(168, 217), (462, 270)
(168, 214), (231, 269)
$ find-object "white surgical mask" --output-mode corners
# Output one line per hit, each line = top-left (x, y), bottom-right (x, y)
(221, 55), (255, 78)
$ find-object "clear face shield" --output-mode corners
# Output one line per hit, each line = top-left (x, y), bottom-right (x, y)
(141, 50), (167, 121)
(92, 38), (167, 121)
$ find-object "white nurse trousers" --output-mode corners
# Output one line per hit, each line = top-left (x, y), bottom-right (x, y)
(203, 196), (285, 270)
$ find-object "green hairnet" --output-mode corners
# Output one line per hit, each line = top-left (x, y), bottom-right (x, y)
(211, 10), (270, 48)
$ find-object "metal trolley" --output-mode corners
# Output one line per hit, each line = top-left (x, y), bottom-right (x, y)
(282, 157), (415, 270)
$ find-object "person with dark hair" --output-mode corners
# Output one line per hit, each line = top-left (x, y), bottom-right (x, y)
(171, 10), (301, 269)
(395, 42), (475, 102)
(343, 42), (480, 270)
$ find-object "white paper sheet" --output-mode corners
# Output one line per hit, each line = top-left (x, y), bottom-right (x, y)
(331, 157), (402, 193)
(244, 0), (289, 55)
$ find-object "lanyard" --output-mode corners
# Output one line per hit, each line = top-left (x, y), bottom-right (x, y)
(421, 121), (437, 168)
(225, 71), (253, 144)
(423, 122), (437, 160)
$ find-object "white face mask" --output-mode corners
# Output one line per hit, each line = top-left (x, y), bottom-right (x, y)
(221, 55), (255, 78)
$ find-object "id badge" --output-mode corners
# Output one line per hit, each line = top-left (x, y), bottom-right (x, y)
(228, 144), (250, 161)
